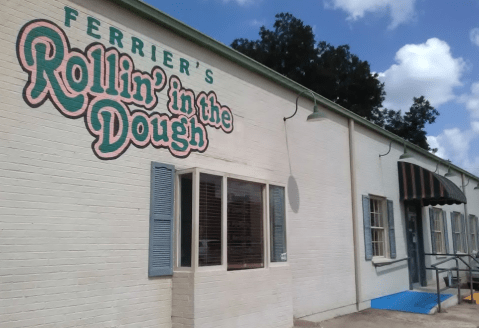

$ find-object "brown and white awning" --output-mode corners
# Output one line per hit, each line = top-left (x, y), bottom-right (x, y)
(398, 162), (467, 206)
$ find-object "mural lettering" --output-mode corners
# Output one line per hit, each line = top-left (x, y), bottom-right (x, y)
(16, 19), (233, 160)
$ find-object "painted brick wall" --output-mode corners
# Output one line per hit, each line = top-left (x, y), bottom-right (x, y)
(193, 266), (293, 328)
(172, 272), (194, 328)
(0, 0), (356, 326)
(354, 124), (410, 301)
(354, 123), (474, 298)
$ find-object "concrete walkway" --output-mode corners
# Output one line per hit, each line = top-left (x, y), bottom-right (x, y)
(298, 303), (479, 328)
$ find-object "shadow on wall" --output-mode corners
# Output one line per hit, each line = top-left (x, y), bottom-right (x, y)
(376, 263), (408, 276)
(288, 175), (300, 213)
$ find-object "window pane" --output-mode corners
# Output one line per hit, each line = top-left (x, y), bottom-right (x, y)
(180, 174), (193, 267)
(227, 179), (264, 270)
(199, 173), (222, 266)
(270, 185), (286, 262)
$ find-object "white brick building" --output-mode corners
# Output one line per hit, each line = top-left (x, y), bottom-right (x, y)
(1, 0), (478, 327)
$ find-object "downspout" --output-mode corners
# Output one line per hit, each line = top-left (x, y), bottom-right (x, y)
(348, 118), (362, 311)
(462, 174), (470, 261)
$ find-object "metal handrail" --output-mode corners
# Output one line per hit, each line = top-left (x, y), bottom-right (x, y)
(424, 253), (479, 312)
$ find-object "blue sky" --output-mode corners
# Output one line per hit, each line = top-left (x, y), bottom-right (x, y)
(145, 0), (479, 175)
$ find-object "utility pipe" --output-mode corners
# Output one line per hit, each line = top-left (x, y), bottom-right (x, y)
(348, 118), (362, 311)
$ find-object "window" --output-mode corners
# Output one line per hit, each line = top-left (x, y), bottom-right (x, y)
(199, 173), (222, 266)
(370, 197), (387, 257)
(175, 169), (286, 271)
(270, 185), (287, 262)
(451, 212), (466, 253)
(227, 179), (264, 270)
(470, 215), (479, 252)
(362, 195), (396, 261)
(179, 173), (193, 267)
(431, 209), (446, 254)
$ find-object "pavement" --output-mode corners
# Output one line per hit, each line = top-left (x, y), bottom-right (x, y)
(294, 303), (479, 328)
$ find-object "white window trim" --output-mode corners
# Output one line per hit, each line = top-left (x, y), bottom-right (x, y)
(369, 195), (389, 259)
(452, 211), (466, 254)
(432, 208), (446, 255)
(174, 167), (288, 273)
(470, 215), (478, 252)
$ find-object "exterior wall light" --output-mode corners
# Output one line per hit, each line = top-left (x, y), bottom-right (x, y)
(284, 90), (326, 122)
(444, 166), (455, 177)
(474, 182), (479, 190)
(399, 143), (413, 159)
(379, 141), (393, 158)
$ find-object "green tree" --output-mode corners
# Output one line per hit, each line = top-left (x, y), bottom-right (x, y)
(378, 96), (439, 151)
(231, 13), (385, 121)
(232, 13), (438, 150)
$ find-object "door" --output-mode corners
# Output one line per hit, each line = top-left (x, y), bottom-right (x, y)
(406, 203), (426, 287)
(406, 204), (420, 285)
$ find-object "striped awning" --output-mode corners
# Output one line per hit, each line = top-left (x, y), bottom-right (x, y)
(398, 162), (467, 206)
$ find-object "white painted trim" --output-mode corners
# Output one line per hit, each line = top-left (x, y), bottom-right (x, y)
(175, 167), (290, 272)
(265, 184), (271, 268)
(192, 168), (200, 270)
(174, 168), (196, 272)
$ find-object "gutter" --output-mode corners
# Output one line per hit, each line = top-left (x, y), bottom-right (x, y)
(108, 0), (479, 182)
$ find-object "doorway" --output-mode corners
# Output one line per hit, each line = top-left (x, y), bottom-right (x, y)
(405, 203), (426, 288)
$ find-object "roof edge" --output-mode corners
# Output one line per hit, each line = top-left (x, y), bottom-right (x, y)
(107, 0), (479, 182)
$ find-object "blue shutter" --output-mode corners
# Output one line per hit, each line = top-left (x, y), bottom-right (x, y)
(451, 212), (457, 254)
(149, 162), (175, 277)
(429, 208), (436, 254)
(270, 185), (286, 262)
(387, 200), (396, 259)
(442, 210), (449, 254)
(362, 195), (373, 260)
(460, 214), (467, 253)
(475, 216), (479, 251)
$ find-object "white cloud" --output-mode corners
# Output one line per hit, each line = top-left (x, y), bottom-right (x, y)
(470, 28), (479, 47)
(222, 0), (253, 5)
(378, 38), (466, 111)
(324, 0), (416, 29)
(459, 82), (479, 119)
(427, 81), (479, 176)
(427, 124), (479, 176)
(472, 121), (479, 134)
(249, 19), (265, 27)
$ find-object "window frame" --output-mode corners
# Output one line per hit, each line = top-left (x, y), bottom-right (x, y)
(174, 168), (197, 272)
(174, 167), (287, 273)
(470, 215), (479, 253)
(369, 195), (389, 259)
(452, 211), (466, 254)
(431, 208), (446, 255)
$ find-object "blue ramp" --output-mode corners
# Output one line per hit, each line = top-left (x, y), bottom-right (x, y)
(371, 291), (453, 314)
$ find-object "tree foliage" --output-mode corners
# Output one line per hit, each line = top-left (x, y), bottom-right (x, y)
(231, 13), (385, 120)
(376, 97), (439, 151)
(231, 13), (439, 151)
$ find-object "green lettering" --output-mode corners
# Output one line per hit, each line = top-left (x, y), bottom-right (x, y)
(205, 69), (213, 84)
(64, 7), (78, 27)
(109, 27), (123, 48)
(87, 17), (101, 39)
(163, 51), (173, 69)
(66, 55), (88, 93)
(133, 76), (153, 104)
(106, 53), (118, 96)
(171, 118), (189, 152)
(90, 99), (129, 155)
(131, 37), (144, 57)
(132, 115), (149, 143)
(180, 58), (190, 76)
